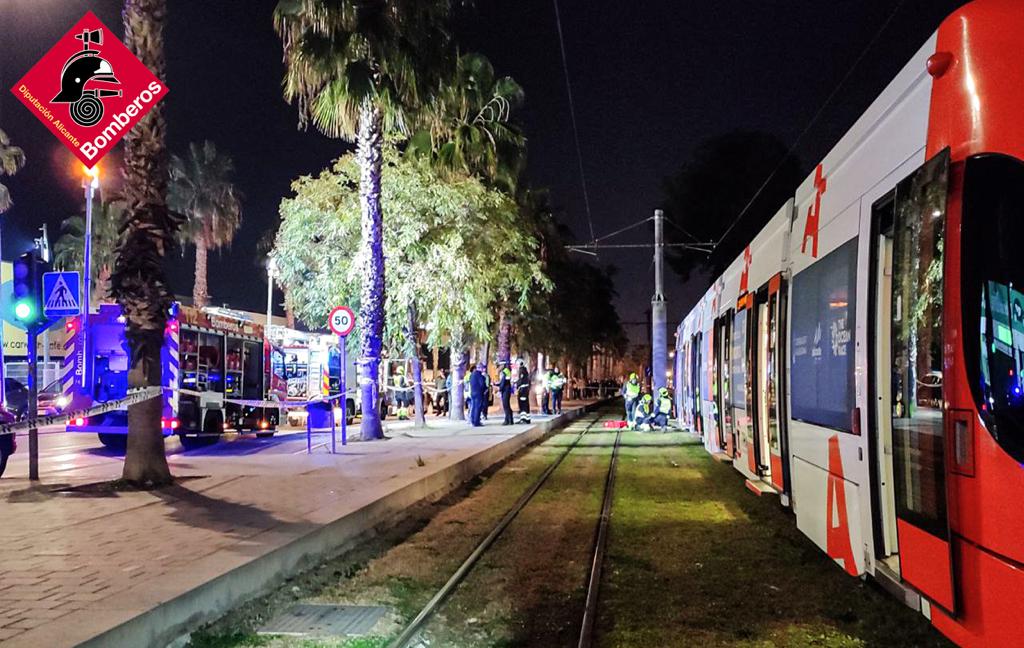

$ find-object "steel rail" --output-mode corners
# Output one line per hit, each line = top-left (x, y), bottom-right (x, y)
(577, 428), (622, 648)
(387, 412), (607, 648)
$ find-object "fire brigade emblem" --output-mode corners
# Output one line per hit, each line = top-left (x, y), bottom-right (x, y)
(9, 11), (168, 168)
(51, 28), (122, 127)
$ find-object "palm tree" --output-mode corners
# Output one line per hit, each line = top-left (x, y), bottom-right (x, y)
(410, 53), (526, 193)
(274, 0), (460, 440)
(0, 129), (26, 214)
(53, 196), (125, 304)
(168, 141), (242, 308)
(110, 0), (183, 487)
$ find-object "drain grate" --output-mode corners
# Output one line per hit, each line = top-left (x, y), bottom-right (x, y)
(258, 604), (388, 637)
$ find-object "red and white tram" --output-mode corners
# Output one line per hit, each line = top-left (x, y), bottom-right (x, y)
(673, 1), (1024, 644)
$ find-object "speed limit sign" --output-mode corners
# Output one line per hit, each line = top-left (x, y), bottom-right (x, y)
(328, 306), (356, 337)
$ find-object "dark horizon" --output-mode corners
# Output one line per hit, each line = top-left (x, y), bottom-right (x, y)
(1, 0), (964, 342)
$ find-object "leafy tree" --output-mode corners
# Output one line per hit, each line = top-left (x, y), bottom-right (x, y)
(274, 146), (548, 424)
(662, 131), (802, 281)
(274, 0), (461, 440)
(0, 128), (26, 214)
(110, 0), (183, 487)
(409, 53), (526, 194)
(53, 196), (125, 304)
(168, 140), (242, 307)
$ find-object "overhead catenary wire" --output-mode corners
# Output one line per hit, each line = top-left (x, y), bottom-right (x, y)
(553, 0), (597, 248)
(713, 0), (909, 249)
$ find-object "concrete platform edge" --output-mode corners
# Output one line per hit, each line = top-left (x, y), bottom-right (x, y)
(77, 401), (606, 648)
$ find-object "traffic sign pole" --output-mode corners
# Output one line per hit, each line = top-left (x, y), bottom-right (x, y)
(340, 336), (347, 447)
(328, 306), (356, 451)
(27, 325), (38, 481)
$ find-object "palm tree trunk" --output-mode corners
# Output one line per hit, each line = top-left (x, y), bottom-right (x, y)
(497, 309), (512, 364)
(115, 0), (176, 487)
(193, 232), (209, 307)
(407, 305), (426, 428)
(357, 102), (385, 440)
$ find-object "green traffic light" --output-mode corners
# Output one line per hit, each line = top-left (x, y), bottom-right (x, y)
(14, 301), (32, 321)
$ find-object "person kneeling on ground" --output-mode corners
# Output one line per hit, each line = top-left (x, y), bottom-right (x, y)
(631, 392), (654, 431)
(651, 387), (674, 430)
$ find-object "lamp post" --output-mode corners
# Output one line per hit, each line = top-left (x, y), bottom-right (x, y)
(82, 165), (99, 390)
(264, 256), (277, 398)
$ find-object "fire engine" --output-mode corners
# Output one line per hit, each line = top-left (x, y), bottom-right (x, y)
(63, 303), (277, 448)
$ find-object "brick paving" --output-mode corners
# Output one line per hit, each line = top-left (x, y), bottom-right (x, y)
(0, 402), (595, 647)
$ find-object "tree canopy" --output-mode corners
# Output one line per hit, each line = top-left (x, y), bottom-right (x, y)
(274, 144), (549, 352)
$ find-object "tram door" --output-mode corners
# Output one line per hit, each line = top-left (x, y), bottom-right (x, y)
(755, 276), (787, 490)
(870, 149), (955, 613)
(715, 313), (735, 456)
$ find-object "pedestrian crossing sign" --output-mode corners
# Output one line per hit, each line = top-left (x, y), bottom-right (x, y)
(43, 271), (81, 318)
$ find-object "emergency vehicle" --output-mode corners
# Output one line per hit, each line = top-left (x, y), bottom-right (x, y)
(266, 325), (361, 426)
(674, 2), (1024, 644)
(63, 303), (277, 448)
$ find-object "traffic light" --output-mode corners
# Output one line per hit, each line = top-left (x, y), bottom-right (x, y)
(11, 251), (44, 328)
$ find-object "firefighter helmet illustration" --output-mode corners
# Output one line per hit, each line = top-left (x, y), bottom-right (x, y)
(51, 28), (122, 127)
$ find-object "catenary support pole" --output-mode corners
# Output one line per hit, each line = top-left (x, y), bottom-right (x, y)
(651, 209), (668, 392)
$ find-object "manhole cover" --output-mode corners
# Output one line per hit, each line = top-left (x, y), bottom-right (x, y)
(259, 604), (388, 637)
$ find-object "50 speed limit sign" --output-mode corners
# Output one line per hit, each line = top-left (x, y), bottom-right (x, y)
(328, 306), (356, 337)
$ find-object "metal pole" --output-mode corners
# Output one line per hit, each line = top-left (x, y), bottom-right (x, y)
(651, 209), (668, 392)
(340, 336), (347, 446)
(81, 177), (95, 390)
(264, 259), (274, 399)
(27, 326), (38, 481)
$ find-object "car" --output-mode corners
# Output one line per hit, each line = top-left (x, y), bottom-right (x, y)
(0, 405), (17, 478)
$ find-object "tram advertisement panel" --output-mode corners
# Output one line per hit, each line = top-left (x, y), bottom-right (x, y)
(790, 238), (857, 432)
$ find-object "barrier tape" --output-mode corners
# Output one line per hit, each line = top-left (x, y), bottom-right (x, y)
(0, 387), (163, 437)
(222, 392), (349, 410)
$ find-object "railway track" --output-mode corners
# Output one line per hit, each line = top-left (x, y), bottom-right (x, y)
(387, 407), (623, 648)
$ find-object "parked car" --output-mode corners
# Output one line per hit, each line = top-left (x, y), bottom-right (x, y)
(0, 405), (16, 478)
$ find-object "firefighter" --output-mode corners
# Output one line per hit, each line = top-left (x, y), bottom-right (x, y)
(469, 363), (488, 427)
(516, 360), (532, 423)
(652, 387), (674, 430)
(622, 372), (641, 424)
(497, 361), (514, 425)
(633, 392), (654, 431)
(549, 367), (566, 414)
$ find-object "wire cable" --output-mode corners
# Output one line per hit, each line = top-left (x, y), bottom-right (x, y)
(714, 0), (909, 248)
(553, 0), (597, 247)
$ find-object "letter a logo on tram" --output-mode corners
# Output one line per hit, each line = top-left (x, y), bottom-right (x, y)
(9, 11), (168, 168)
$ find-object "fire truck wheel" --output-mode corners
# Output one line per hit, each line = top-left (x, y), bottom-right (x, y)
(346, 399), (356, 426)
(98, 433), (127, 452)
(256, 431), (275, 439)
(202, 411), (224, 441)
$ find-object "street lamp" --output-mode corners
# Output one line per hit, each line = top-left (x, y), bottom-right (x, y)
(81, 164), (99, 389)
(264, 256), (277, 398)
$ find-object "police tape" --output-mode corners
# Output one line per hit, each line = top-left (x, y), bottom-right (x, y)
(0, 387), (164, 437)
(221, 392), (349, 410)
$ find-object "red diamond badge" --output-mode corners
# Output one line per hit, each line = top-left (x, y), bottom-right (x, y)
(9, 11), (168, 168)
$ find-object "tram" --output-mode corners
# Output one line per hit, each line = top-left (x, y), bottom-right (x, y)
(62, 303), (278, 448)
(673, 1), (1023, 645)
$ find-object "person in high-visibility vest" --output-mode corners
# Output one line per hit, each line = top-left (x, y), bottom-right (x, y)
(652, 387), (674, 430)
(516, 359), (532, 423)
(393, 366), (411, 420)
(497, 361), (514, 425)
(633, 392), (654, 431)
(549, 367), (566, 414)
(622, 373), (641, 424)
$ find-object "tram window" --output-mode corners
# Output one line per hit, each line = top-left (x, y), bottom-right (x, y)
(790, 238), (858, 432)
(732, 309), (748, 410)
(963, 155), (1024, 463)
(890, 149), (949, 533)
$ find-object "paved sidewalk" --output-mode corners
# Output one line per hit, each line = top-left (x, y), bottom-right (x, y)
(0, 400), (601, 647)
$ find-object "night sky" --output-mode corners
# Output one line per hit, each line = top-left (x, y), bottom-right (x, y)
(1, 0), (965, 343)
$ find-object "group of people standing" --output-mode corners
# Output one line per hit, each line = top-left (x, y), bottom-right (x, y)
(621, 372), (674, 431)
(425, 360), (567, 428)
